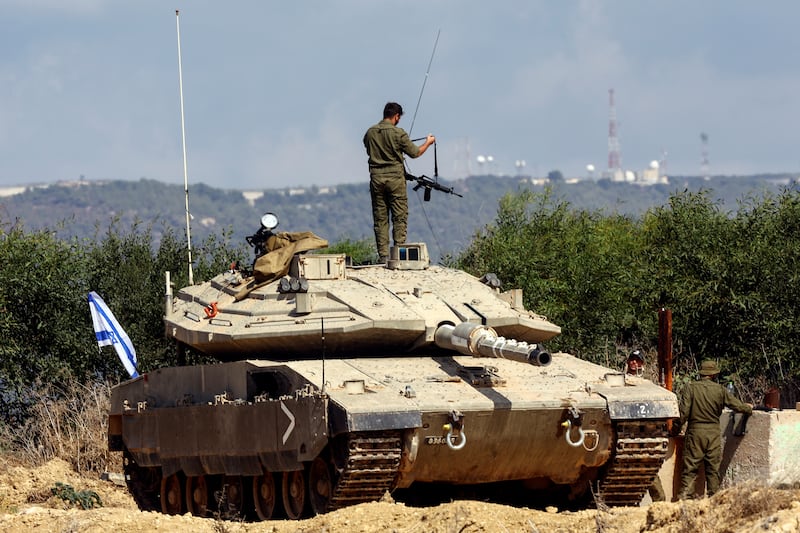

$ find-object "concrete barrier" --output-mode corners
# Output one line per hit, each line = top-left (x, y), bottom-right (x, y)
(720, 409), (800, 488)
(651, 409), (800, 503)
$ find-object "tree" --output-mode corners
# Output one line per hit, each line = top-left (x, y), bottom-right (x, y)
(458, 189), (643, 360)
(457, 186), (800, 402)
(0, 221), (93, 424)
(0, 215), (247, 426)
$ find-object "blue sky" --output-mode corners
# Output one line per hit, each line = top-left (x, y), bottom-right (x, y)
(2, 1), (799, 190)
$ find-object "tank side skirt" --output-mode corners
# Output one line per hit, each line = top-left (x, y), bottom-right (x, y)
(121, 394), (328, 477)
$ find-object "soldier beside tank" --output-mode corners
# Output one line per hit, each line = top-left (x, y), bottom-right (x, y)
(676, 359), (753, 499)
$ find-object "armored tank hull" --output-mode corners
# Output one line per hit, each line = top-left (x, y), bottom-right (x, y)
(108, 233), (679, 519)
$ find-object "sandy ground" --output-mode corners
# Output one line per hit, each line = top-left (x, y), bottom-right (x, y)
(2, 457), (800, 533)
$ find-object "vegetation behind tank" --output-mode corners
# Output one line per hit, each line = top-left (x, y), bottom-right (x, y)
(3, 187), (800, 458)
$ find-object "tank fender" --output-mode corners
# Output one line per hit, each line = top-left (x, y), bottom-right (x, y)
(604, 399), (679, 420)
(589, 390), (678, 420)
(589, 378), (680, 420)
(328, 402), (421, 436)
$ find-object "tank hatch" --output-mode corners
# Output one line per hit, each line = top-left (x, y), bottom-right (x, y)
(387, 243), (429, 270)
(289, 254), (346, 280)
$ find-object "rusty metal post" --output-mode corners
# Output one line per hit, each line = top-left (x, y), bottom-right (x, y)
(658, 308), (673, 391)
(658, 307), (681, 501)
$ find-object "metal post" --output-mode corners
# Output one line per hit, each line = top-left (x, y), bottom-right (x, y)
(658, 308), (673, 391)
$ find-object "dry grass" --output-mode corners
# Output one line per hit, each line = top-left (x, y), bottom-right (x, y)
(645, 481), (799, 532)
(0, 380), (120, 475)
(712, 481), (796, 525)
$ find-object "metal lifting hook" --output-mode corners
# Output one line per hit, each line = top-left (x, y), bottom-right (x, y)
(444, 424), (467, 451)
(561, 419), (600, 451)
(443, 410), (467, 451)
(561, 418), (586, 448)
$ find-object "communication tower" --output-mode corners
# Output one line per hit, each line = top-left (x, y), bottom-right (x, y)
(453, 138), (472, 178)
(607, 89), (622, 179)
(700, 132), (710, 179)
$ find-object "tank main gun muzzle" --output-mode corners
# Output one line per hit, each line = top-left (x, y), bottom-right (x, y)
(434, 322), (551, 366)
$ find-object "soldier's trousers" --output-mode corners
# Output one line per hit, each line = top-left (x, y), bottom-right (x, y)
(370, 174), (408, 258)
(679, 424), (722, 498)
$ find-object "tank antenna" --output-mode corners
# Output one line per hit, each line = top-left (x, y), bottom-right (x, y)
(406, 30), (448, 261)
(176, 10), (194, 285)
(408, 29), (440, 136)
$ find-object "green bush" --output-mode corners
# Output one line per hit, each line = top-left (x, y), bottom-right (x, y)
(0, 216), (245, 427)
(457, 187), (800, 401)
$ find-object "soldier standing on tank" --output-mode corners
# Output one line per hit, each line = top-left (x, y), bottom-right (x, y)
(676, 359), (753, 499)
(363, 102), (435, 263)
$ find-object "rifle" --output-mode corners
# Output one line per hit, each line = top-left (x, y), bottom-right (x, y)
(405, 172), (462, 201)
(406, 139), (461, 201)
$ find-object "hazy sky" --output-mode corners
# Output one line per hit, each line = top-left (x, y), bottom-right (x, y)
(2, 1), (799, 190)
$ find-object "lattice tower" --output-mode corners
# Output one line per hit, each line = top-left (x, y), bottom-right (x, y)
(607, 88), (621, 172)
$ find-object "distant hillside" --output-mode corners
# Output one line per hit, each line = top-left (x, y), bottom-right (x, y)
(0, 173), (795, 261)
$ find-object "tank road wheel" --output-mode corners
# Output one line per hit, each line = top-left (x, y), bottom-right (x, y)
(253, 471), (278, 520)
(309, 457), (334, 515)
(160, 473), (184, 515)
(185, 475), (210, 517)
(220, 476), (245, 519)
(281, 470), (307, 519)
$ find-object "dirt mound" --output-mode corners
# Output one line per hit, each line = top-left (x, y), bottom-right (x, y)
(2, 458), (800, 532)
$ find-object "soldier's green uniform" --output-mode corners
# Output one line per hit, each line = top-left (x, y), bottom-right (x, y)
(677, 360), (752, 498)
(363, 118), (421, 261)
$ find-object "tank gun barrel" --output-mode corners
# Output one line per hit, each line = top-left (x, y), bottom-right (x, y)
(434, 323), (551, 366)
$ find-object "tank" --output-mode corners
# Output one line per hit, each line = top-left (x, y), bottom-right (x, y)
(108, 213), (679, 520)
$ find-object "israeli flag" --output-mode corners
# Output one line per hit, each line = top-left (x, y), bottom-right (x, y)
(88, 291), (139, 378)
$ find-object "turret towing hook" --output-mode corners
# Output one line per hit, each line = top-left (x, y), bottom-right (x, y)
(442, 410), (467, 451)
(561, 406), (586, 448)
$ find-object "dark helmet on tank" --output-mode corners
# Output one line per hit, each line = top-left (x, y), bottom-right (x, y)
(626, 350), (645, 375)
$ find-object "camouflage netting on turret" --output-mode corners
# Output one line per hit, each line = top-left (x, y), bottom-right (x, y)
(235, 231), (327, 300)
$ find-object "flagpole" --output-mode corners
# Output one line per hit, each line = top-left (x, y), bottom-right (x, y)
(176, 9), (194, 285)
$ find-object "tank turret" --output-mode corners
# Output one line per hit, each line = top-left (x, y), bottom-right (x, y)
(109, 213), (679, 520)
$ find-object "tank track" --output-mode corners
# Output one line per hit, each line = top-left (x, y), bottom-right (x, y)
(122, 450), (161, 512)
(596, 421), (670, 507)
(329, 431), (403, 510)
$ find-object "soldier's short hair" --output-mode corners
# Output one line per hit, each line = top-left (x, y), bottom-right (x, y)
(383, 102), (404, 119)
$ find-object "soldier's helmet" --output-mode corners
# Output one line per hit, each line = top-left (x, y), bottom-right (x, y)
(626, 350), (645, 375)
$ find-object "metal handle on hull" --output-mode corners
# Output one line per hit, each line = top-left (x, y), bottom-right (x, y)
(582, 430), (600, 452)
